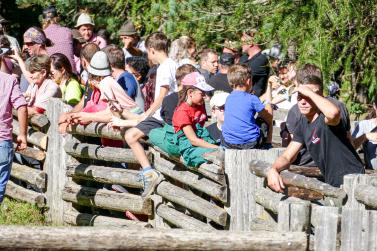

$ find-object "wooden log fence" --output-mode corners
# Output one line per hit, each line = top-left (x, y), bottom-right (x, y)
(11, 98), (377, 250)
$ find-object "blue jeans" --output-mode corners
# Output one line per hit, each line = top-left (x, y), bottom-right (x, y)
(0, 140), (14, 203)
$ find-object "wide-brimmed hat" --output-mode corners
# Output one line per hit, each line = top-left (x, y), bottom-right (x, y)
(119, 20), (138, 36)
(0, 15), (9, 24)
(87, 51), (111, 77)
(181, 72), (214, 92)
(75, 13), (94, 28)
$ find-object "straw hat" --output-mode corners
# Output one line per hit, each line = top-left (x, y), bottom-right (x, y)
(87, 51), (111, 76)
(75, 13), (94, 28)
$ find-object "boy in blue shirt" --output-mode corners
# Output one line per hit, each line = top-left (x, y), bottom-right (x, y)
(222, 64), (273, 149)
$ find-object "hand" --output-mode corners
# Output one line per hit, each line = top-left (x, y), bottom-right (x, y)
(108, 116), (125, 128)
(268, 75), (281, 89)
(16, 135), (27, 151)
(297, 85), (317, 97)
(8, 49), (22, 62)
(70, 112), (92, 125)
(267, 167), (285, 193)
(366, 132), (377, 142)
(137, 113), (148, 123)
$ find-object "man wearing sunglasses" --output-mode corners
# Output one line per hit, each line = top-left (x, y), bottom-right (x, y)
(267, 67), (364, 191)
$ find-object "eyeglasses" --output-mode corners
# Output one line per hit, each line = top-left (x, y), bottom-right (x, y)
(213, 105), (225, 112)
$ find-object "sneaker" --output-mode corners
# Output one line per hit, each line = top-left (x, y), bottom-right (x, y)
(140, 169), (162, 198)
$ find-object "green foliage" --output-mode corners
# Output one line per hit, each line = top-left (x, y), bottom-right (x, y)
(0, 198), (46, 225)
(13, 0), (377, 110)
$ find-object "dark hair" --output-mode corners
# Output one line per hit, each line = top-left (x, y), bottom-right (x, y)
(26, 54), (51, 74)
(0, 35), (10, 48)
(227, 64), (251, 89)
(126, 56), (150, 83)
(80, 42), (100, 62)
(50, 53), (73, 78)
(175, 64), (197, 86)
(296, 64), (323, 92)
(178, 85), (195, 106)
(102, 44), (125, 69)
(145, 32), (170, 53)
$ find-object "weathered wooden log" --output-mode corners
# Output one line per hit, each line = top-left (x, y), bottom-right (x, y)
(64, 141), (140, 164)
(66, 164), (143, 189)
(62, 181), (152, 215)
(277, 198), (311, 232)
(154, 157), (227, 203)
(156, 204), (215, 231)
(196, 167), (226, 185)
(202, 150), (224, 168)
(249, 160), (346, 200)
(255, 187), (285, 214)
(13, 109), (50, 131)
(64, 209), (151, 228)
(156, 181), (228, 226)
(354, 184), (377, 208)
(5, 180), (45, 207)
(11, 163), (46, 190)
(13, 143), (46, 161)
(0, 227), (308, 251)
(340, 208), (364, 251)
(68, 122), (125, 140)
(287, 186), (324, 200)
(288, 166), (322, 177)
(312, 206), (339, 251)
(12, 120), (48, 150)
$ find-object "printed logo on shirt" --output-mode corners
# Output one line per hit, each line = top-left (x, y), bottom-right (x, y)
(311, 128), (321, 144)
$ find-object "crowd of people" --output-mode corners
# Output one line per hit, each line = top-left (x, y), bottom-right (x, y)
(0, 5), (375, 203)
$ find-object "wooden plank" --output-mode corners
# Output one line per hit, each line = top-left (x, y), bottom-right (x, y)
(156, 204), (215, 231)
(154, 157), (227, 203)
(13, 120), (48, 150)
(156, 181), (228, 226)
(64, 141), (141, 164)
(13, 143), (46, 161)
(250, 160), (346, 200)
(68, 122), (125, 140)
(366, 210), (377, 251)
(5, 180), (45, 208)
(11, 163), (46, 190)
(64, 209), (151, 228)
(62, 181), (152, 215)
(340, 208), (364, 251)
(66, 164), (143, 189)
(313, 206), (339, 251)
(0, 227), (308, 251)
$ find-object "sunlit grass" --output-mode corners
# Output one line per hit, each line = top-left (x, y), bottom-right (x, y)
(0, 198), (46, 225)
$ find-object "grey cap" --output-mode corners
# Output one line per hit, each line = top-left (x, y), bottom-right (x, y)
(119, 20), (138, 36)
(0, 15), (9, 24)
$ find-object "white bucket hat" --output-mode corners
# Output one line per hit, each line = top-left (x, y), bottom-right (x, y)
(75, 13), (95, 28)
(87, 51), (111, 77)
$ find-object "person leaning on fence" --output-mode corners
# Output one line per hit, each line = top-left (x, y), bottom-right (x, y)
(124, 32), (178, 198)
(352, 96), (377, 170)
(267, 72), (365, 191)
(0, 71), (28, 203)
(50, 53), (83, 106)
(221, 64), (273, 149)
(206, 91), (229, 144)
(171, 72), (218, 167)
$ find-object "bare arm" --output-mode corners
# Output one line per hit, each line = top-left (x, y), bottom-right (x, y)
(16, 105), (28, 150)
(267, 141), (302, 192)
(9, 51), (33, 85)
(182, 125), (218, 149)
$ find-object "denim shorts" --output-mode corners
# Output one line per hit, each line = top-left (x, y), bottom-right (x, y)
(0, 140), (14, 203)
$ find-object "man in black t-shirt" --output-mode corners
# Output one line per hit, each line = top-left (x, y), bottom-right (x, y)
(208, 53), (234, 93)
(239, 30), (269, 97)
(267, 74), (364, 191)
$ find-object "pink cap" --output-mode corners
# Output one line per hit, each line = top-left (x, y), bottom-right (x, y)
(181, 72), (214, 92)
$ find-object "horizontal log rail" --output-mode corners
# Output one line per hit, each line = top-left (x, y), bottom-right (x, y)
(62, 181), (152, 215)
(68, 123), (125, 140)
(66, 163), (143, 189)
(156, 181), (228, 226)
(249, 160), (347, 200)
(154, 156), (227, 203)
(13, 143), (46, 161)
(13, 120), (48, 150)
(12, 110), (50, 132)
(354, 184), (377, 208)
(156, 204), (215, 231)
(5, 180), (45, 207)
(64, 209), (152, 228)
(11, 163), (46, 191)
(255, 187), (285, 214)
(0, 227), (308, 251)
(64, 142), (141, 164)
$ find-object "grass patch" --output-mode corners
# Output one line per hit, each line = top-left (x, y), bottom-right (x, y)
(0, 198), (46, 225)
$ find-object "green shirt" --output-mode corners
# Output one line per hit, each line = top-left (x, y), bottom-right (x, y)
(60, 78), (83, 106)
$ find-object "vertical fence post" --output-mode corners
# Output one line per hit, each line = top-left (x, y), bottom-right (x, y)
(44, 98), (71, 225)
(225, 148), (284, 231)
(313, 206), (339, 251)
(277, 198), (311, 233)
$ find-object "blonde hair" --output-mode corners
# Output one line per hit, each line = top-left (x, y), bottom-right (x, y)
(169, 36), (196, 62)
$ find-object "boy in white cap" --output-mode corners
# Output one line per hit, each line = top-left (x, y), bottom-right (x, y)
(206, 91), (229, 144)
(75, 13), (107, 49)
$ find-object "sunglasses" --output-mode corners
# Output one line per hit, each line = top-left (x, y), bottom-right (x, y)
(24, 42), (36, 46)
(213, 105), (225, 111)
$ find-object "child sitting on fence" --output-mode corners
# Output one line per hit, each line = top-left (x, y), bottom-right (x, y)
(171, 72), (218, 167)
(221, 64), (273, 149)
(123, 32), (178, 197)
(206, 91), (229, 144)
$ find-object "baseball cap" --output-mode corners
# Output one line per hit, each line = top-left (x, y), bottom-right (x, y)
(219, 53), (235, 66)
(210, 91), (229, 109)
(181, 72), (214, 92)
